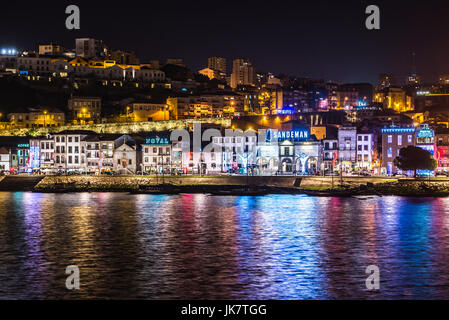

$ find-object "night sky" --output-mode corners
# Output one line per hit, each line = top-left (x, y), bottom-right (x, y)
(2, 0), (449, 84)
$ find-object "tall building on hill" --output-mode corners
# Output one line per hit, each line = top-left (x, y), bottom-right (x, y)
(208, 57), (226, 74)
(230, 58), (256, 89)
(75, 38), (108, 58)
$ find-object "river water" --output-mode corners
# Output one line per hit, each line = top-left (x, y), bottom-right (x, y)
(0, 192), (448, 299)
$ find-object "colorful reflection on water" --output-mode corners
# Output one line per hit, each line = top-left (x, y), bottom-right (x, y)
(0, 192), (449, 299)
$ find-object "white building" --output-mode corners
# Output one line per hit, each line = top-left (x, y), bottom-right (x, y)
(356, 132), (375, 171)
(322, 138), (338, 172)
(0, 147), (10, 172)
(53, 130), (92, 172)
(338, 126), (357, 172)
(113, 136), (139, 174)
(142, 136), (172, 173)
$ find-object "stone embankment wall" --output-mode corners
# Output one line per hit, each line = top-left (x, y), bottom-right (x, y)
(33, 175), (398, 191)
(34, 175), (300, 190)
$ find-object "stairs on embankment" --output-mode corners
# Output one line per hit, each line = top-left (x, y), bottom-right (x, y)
(0, 176), (45, 191)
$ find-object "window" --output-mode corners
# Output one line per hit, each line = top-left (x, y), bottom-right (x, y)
(398, 135), (402, 146)
(128, 159), (132, 165)
(358, 136), (362, 141)
(387, 147), (392, 158)
(388, 135), (392, 143)
(68, 146), (72, 153)
(68, 137), (72, 143)
(68, 156), (72, 164)
(408, 135), (413, 143)
(364, 136), (368, 141)
(364, 145), (368, 151)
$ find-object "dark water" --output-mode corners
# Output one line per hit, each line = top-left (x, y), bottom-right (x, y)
(0, 192), (449, 299)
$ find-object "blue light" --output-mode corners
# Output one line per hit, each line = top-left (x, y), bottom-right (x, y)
(381, 128), (415, 133)
(357, 100), (368, 107)
(1, 48), (17, 56)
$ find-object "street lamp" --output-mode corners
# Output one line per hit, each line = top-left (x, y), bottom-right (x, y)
(126, 106), (131, 122)
(43, 110), (47, 127)
(81, 108), (87, 125)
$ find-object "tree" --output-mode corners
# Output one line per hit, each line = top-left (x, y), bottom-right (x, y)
(393, 146), (437, 177)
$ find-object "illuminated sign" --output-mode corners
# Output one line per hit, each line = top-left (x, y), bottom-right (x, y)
(267, 129), (310, 141)
(357, 100), (368, 107)
(17, 144), (29, 148)
(416, 125), (434, 138)
(145, 137), (170, 145)
(275, 109), (293, 115)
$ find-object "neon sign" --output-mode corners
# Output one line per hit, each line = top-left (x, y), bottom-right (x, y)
(145, 137), (170, 145)
(267, 129), (309, 141)
(416, 128), (434, 138)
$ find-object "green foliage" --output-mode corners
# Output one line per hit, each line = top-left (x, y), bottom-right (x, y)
(394, 146), (437, 173)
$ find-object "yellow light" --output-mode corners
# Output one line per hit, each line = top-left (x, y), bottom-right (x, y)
(82, 108), (87, 113)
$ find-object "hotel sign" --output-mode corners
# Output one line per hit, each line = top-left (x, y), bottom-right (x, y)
(145, 137), (170, 145)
